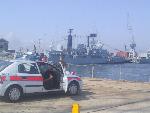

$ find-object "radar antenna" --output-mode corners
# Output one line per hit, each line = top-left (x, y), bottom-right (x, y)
(127, 13), (137, 60)
(127, 13), (136, 50)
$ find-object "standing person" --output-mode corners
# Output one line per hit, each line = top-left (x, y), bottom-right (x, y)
(39, 53), (44, 61)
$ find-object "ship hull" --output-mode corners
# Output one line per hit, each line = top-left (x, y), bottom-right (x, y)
(109, 56), (131, 64)
(49, 53), (108, 65)
(138, 58), (150, 64)
(64, 55), (108, 65)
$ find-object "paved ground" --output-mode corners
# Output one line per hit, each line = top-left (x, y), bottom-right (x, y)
(1, 78), (150, 113)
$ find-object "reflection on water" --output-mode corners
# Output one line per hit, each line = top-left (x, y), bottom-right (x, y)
(68, 63), (150, 82)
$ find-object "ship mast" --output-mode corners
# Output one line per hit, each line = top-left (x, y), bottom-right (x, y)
(38, 38), (41, 53)
(127, 13), (137, 60)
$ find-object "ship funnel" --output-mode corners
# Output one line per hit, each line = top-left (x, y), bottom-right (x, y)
(88, 33), (97, 48)
(67, 29), (73, 54)
(90, 34), (97, 37)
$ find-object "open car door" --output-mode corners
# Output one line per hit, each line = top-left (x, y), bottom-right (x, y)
(37, 62), (63, 90)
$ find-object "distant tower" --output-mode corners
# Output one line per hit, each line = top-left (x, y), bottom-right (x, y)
(124, 45), (127, 51)
(38, 38), (41, 53)
(0, 38), (9, 52)
(67, 29), (73, 54)
(87, 36), (90, 48)
(33, 45), (37, 53)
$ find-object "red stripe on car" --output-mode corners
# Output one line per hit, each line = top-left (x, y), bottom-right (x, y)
(10, 76), (22, 81)
(10, 76), (43, 81)
(67, 77), (81, 81)
(27, 76), (43, 81)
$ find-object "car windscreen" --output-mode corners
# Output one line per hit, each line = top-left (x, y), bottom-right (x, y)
(0, 61), (13, 72)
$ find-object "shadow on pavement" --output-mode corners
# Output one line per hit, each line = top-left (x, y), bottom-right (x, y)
(23, 89), (95, 102)
(0, 89), (95, 103)
(22, 91), (66, 102)
(69, 90), (95, 101)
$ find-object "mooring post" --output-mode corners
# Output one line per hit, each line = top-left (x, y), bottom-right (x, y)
(92, 65), (94, 78)
(119, 64), (122, 80)
(72, 103), (80, 113)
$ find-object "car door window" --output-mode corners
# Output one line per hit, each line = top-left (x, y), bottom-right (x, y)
(18, 63), (39, 74)
(37, 62), (49, 74)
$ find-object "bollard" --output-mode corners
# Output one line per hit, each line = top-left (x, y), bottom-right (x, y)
(119, 64), (122, 80)
(72, 103), (80, 113)
(92, 66), (94, 78)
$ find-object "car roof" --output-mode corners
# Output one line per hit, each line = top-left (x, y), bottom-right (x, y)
(10, 60), (36, 64)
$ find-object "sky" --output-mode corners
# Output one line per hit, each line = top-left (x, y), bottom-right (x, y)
(0, 0), (150, 52)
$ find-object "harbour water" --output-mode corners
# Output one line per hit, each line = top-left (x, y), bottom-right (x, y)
(68, 63), (150, 82)
(1, 60), (150, 82)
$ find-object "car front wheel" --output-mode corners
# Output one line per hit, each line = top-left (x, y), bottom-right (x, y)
(67, 82), (80, 95)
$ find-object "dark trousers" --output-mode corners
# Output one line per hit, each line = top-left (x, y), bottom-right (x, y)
(43, 79), (54, 90)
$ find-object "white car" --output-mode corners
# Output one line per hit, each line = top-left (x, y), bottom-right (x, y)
(0, 60), (82, 102)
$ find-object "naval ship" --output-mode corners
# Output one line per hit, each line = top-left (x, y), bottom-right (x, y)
(48, 29), (130, 65)
(136, 51), (150, 64)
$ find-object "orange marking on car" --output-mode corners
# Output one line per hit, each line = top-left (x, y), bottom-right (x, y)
(0, 76), (6, 84)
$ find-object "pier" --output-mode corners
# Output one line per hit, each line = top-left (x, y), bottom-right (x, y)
(1, 77), (150, 113)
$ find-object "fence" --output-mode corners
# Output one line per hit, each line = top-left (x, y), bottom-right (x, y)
(67, 63), (150, 83)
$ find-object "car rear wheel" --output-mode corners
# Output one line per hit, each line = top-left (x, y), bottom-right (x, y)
(5, 86), (22, 102)
(67, 82), (80, 95)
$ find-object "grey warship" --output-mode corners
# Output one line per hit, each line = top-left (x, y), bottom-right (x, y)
(48, 29), (110, 65)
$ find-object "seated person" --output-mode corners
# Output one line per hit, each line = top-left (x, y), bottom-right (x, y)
(43, 68), (54, 89)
